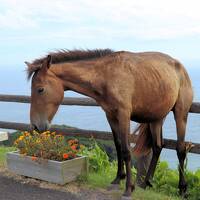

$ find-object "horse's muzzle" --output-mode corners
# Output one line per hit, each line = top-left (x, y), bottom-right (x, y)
(30, 122), (50, 132)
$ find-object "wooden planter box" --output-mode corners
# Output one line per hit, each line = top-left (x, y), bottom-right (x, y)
(6, 152), (88, 185)
(0, 131), (8, 142)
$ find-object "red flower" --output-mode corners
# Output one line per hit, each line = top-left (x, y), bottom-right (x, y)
(63, 153), (69, 159)
(71, 145), (77, 150)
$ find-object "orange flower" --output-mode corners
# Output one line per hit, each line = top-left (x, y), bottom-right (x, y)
(31, 156), (37, 161)
(71, 145), (77, 150)
(68, 139), (78, 145)
(51, 132), (56, 136)
(56, 134), (63, 138)
(63, 153), (69, 159)
(68, 140), (73, 145)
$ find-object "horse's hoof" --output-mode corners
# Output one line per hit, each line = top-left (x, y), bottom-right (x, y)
(120, 173), (126, 180)
(146, 180), (153, 187)
(131, 184), (135, 192)
(121, 195), (132, 200)
(179, 191), (188, 199)
(111, 173), (126, 185)
(107, 184), (120, 191)
(179, 183), (188, 198)
(139, 182), (147, 189)
(139, 180), (152, 189)
(179, 190), (188, 199)
(182, 193), (188, 199)
(121, 190), (132, 200)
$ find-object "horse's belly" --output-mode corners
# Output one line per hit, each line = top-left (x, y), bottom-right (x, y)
(131, 83), (178, 123)
(131, 113), (163, 123)
(131, 101), (174, 123)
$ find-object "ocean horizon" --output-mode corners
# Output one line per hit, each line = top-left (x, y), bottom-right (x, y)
(0, 65), (200, 170)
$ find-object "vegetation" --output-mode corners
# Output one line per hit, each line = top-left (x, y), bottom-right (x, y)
(4, 131), (117, 160)
(14, 131), (83, 161)
(0, 146), (16, 167)
(79, 140), (200, 200)
(2, 132), (200, 199)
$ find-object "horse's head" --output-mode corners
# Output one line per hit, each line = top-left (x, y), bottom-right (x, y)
(25, 55), (64, 132)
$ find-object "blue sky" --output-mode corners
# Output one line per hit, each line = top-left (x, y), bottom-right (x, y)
(1, 0), (200, 69)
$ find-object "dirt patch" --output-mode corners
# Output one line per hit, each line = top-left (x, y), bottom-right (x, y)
(0, 167), (120, 200)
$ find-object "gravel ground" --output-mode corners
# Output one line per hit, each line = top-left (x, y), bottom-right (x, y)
(0, 170), (120, 200)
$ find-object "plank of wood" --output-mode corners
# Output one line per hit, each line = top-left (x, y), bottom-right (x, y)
(0, 94), (98, 106)
(1, 121), (200, 154)
(0, 121), (113, 140)
(7, 152), (88, 185)
(0, 94), (199, 113)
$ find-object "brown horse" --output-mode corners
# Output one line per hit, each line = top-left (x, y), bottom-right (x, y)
(25, 49), (193, 199)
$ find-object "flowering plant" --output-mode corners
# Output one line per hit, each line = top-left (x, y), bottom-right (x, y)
(14, 131), (84, 161)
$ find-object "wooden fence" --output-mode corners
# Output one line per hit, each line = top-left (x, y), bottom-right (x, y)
(0, 94), (200, 154)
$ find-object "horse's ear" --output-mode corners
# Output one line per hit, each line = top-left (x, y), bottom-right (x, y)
(46, 55), (52, 69)
(24, 61), (32, 68)
(40, 55), (52, 73)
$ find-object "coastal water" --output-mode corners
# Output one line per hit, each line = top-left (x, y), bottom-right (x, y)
(0, 66), (199, 170)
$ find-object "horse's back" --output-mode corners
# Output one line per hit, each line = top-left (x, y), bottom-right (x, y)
(113, 51), (193, 122)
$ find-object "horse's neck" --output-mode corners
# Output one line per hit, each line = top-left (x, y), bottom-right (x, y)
(51, 62), (100, 99)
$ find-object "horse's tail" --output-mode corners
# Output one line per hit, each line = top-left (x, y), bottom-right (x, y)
(132, 123), (152, 157)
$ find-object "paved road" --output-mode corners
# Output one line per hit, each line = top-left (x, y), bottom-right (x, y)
(0, 175), (81, 200)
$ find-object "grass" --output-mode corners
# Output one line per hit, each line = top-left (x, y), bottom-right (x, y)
(2, 134), (197, 199)
(0, 145), (180, 199)
(0, 145), (16, 167)
(81, 171), (181, 200)
(133, 188), (181, 200)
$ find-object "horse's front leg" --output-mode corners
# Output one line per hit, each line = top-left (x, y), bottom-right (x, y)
(106, 114), (126, 186)
(117, 110), (134, 198)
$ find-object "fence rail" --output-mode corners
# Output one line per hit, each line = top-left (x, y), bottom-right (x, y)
(1, 94), (200, 113)
(0, 121), (200, 154)
(0, 94), (200, 154)
(0, 94), (98, 106)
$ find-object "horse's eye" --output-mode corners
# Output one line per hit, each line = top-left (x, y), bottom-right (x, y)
(37, 88), (45, 94)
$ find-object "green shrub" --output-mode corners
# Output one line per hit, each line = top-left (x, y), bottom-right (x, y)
(153, 161), (179, 196)
(80, 141), (200, 199)
(80, 139), (111, 172)
(152, 160), (200, 200)
(7, 132), (200, 199)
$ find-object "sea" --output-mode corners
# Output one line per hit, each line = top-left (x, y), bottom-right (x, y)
(0, 65), (200, 170)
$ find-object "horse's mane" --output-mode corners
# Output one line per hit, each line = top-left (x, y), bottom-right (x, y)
(27, 49), (114, 80)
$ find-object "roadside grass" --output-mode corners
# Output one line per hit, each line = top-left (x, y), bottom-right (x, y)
(77, 141), (181, 200)
(1, 134), (198, 199)
(133, 188), (181, 200)
(81, 170), (181, 200)
(0, 145), (16, 167)
(0, 145), (180, 199)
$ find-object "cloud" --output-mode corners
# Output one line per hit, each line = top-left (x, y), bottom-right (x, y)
(0, 0), (200, 40)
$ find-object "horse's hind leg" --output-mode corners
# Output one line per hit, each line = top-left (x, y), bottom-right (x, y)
(173, 105), (190, 197)
(142, 120), (163, 188)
